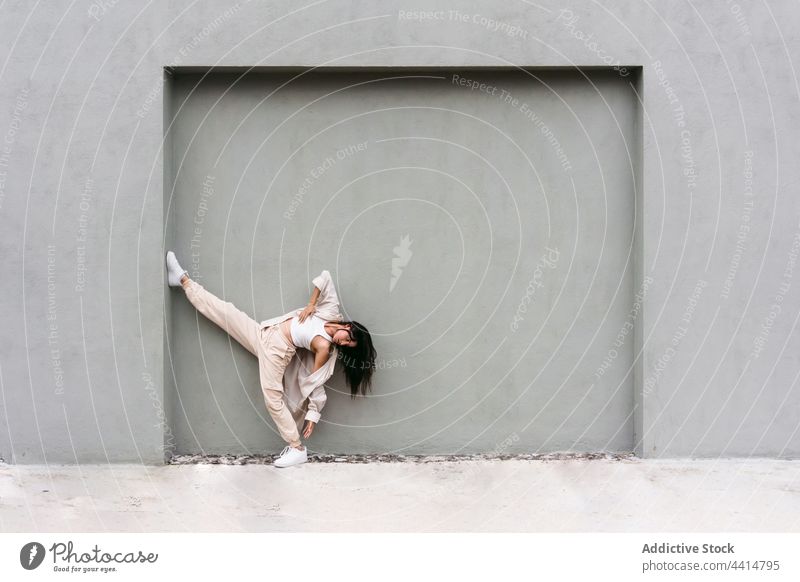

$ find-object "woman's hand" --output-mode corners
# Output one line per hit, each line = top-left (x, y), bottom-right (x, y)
(298, 303), (316, 323)
(303, 420), (316, 438)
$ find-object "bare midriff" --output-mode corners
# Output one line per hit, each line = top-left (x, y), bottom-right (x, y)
(279, 318), (295, 346)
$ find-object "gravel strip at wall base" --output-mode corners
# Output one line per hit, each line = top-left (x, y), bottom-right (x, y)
(168, 451), (637, 465)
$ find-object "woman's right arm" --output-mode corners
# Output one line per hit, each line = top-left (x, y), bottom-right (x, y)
(310, 270), (342, 321)
(298, 286), (321, 323)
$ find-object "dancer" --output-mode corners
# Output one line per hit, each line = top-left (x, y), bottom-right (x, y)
(166, 251), (376, 467)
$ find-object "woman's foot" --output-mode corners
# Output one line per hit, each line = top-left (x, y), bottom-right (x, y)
(273, 444), (308, 468)
(165, 251), (188, 287)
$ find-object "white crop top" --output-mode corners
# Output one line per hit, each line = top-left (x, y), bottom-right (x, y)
(289, 314), (333, 350)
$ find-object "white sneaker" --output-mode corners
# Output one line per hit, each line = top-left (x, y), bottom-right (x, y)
(273, 445), (307, 468)
(165, 251), (188, 287)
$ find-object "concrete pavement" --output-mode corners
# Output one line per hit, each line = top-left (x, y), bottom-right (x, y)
(1, 457), (798, 532)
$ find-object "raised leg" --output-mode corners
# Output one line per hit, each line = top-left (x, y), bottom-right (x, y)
(181, 278), (261, 357)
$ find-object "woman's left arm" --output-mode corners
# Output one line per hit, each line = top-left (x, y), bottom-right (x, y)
(303, 383), (325, 438)
(303, 343), (331, 436)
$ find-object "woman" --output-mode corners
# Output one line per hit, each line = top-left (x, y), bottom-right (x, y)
(166, 251), (376, 467)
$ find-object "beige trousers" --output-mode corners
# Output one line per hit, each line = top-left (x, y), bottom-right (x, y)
(182, 278), (301, 448)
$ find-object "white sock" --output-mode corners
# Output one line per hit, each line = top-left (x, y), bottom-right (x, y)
(165, 251), (188, 287)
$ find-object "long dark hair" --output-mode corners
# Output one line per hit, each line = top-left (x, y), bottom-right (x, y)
(335, 320), (376, 397)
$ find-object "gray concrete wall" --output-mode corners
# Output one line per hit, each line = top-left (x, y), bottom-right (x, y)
(0, 0), (798, 463)
(166, 68), (638, 455)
